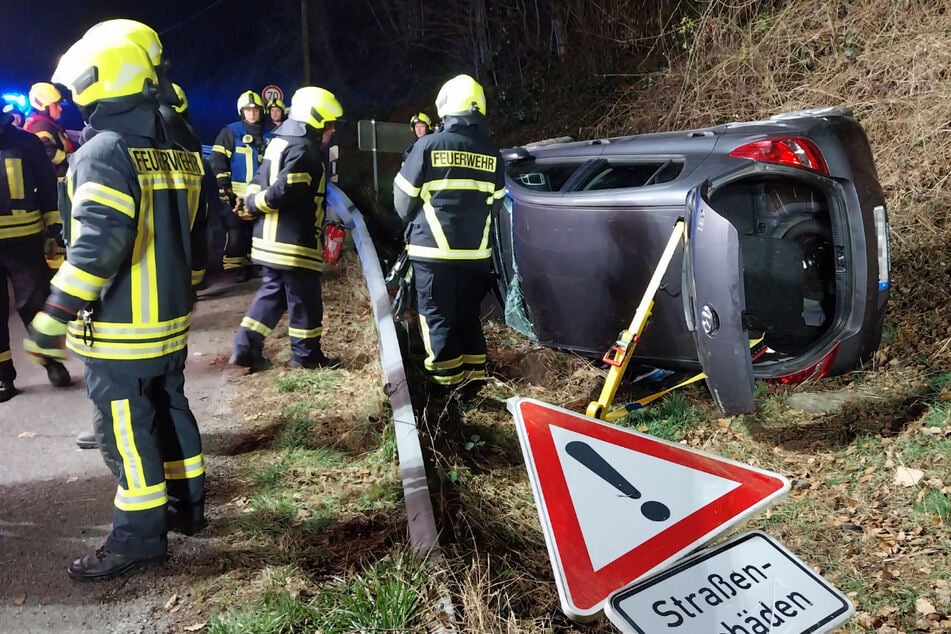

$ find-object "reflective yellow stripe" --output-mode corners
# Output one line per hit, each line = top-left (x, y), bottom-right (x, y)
(66, 333), (189, 360)
(421, 178), (499, 196)
(286, 173), (312, 185)
(394, 172), (420, 197)
(251, 237), (320, 259)
(235, 146), (254, 186)
(115, 481), (167, 511)
(265, 138), (288, 185)
(406, 245), (492, 260)
(4, 157), (24, 198)
(0, 215), (44, 239)
(420, 193), (450, 252)
(232, 181), (249, 196)
(240, 316), (272, 337)
(51, 260), (108, 301)
(73, 182), (135, 219)
(164, 454), (205, 480)
(431, 370), (466, 386)
(462, 354), (486, 365)
(251, 250), (323, 271)
(191, 269), (205, 286)
(492, 187), (506, 200)
(288, 326), (322, 339)
(212, 145), (232, 158)
(425, 355), (464, 372)
(0, 350), (11, 363)
(42, 210), (61, 227)
(112, 399), (145, 488)
(65, 315), (190, 339)
(253, 192), (278, 214)
(31, 312), (67, 337)
(131, 180), (158, 324)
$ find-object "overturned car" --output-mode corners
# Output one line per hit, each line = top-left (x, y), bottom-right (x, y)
(493, 107), (890, 413)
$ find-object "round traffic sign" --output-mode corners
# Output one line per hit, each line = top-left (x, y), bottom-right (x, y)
(261, 85), (284, 104)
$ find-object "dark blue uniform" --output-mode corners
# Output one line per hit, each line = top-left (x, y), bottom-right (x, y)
(37, 102), (208, 557)
(232, 119), (333, 367)
(393, 113), (505, 389)
(0, 116), (61, 397)
(210, 120), (272, 273)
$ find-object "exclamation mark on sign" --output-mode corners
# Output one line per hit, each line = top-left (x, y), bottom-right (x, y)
(566, 441), (671, 522)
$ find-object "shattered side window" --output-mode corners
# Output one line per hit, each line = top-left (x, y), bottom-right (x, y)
(506, 161), (584, 193)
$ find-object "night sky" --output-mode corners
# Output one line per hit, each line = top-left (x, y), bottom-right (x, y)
(0, 0), (387, 143)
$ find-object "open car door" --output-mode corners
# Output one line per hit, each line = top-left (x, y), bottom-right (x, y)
(683, 182), (755, 415)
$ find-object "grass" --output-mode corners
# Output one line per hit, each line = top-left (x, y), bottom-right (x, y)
(615, 392), (701, 441)
(207, 551), (429, 634)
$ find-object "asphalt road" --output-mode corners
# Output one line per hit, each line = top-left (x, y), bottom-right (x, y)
(0, 279), (254, 633)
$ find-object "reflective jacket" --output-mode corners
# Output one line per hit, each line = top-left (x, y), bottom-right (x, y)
(394, 114), (505, 263)
(0, 121), (60, 241)
(24, 111), (74, 179)
(209, 120), (272, 197)
(44, 103), (208, 373)
(244, 119), (326, 272)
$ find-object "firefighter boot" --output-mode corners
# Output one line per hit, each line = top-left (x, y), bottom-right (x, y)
(67, 546), (166, 581)
(229, 351), (271, 373)
(45, 360), (72, 388)
(0, 379), (17, 402)
(76, 431), (98, 449)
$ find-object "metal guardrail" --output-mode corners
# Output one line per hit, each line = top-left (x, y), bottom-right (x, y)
(325, 184), (441, 555)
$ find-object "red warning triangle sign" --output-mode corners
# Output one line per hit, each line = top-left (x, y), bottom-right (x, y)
(510, 398), (789, 621)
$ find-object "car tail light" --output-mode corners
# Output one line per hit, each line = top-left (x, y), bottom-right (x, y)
(772, 343), (840, 385)
(729, 137), (830, 175)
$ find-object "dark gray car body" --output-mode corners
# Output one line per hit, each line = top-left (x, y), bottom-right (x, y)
(493, 107), (889, 409)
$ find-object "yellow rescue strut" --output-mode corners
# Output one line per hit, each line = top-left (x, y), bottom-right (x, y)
(586, 220), (685, 421)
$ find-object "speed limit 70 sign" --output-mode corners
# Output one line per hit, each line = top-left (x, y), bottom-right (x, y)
(261, 85), (284, 104)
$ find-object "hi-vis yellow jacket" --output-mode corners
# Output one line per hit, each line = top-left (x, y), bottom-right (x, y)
(40, 107), (207, 373)
(393, 114), (505, 263)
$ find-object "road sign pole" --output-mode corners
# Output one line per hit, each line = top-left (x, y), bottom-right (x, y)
(371, 119), (379, 194)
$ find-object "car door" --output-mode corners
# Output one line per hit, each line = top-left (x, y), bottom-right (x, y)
(683, 181), (755, 415)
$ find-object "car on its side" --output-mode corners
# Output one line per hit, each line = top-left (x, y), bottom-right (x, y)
(492, 107), (890, 414)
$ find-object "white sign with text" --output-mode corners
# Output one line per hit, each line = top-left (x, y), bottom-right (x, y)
(606, 531), (854, 634)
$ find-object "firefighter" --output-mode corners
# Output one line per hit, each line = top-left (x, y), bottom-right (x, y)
(73, 19), (208, 452)
(266, 97), (287, 131)
(393, 75), (505, 401)
(25, 33), (208, 579)
(24, 82), (75, 179)
(229, 86), (342, 372)
(402, 111), (432, 164)
(0, 102), (72, 402)
(210, 91), (273, 281)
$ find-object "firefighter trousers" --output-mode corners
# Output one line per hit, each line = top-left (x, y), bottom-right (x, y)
(0, 237), (50, 381)
(222, 213), (253, 271)
(85, 349), (205, 557)
(233, 266), (325, 363)
(412, 260), (490, 387)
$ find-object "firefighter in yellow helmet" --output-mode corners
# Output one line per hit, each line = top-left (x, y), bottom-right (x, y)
(25, 31), (208, 580)
(0, 96), (70, 402)
(210, 90), (273, 281)
(72, 19), (207, 453)
(24, 82), (76, 179)
(82, 18), (202, 153)
(265, 96), (286, 131)
(402, 111), (432, 163)
(229, 86), (343, 371)
(393, 75), (505, 401)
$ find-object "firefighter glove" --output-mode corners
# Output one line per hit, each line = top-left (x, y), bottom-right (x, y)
(24, 313), (68, 366)
(234, 194), (261, 221)
(218, 186), (236, 206)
